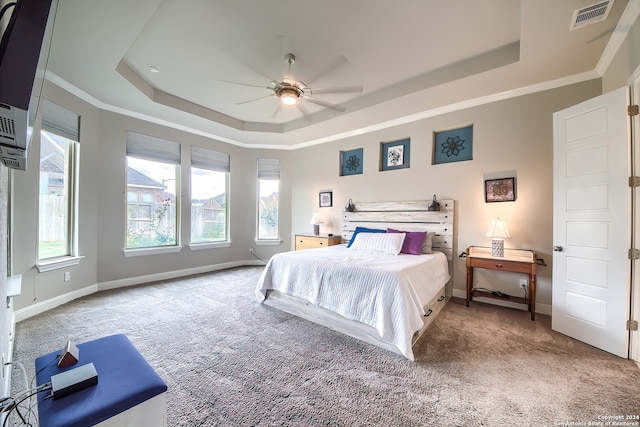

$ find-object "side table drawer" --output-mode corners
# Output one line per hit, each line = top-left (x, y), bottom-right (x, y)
(468, 257), (533, 274)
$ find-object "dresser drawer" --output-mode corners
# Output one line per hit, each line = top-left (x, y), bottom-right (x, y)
(295, 235), (341, 251)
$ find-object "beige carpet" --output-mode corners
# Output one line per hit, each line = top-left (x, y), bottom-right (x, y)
(10, 266), (640, 426)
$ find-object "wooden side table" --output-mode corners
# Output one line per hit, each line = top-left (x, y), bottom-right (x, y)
(466, 246), (538, 320)
(295, 234), (342, 251)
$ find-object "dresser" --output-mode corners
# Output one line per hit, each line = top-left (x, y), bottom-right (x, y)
(295, 234), (342, 251)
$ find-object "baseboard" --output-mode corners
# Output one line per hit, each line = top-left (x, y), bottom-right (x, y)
(97, 260), (262, 291)
(452, 288), (551, 316)
(14, 284), (98, 323)
(15, 260), (265, 323)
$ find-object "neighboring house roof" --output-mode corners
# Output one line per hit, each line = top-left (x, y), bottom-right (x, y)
(40, 158), (63, 174)
(127, 167), (165, 189)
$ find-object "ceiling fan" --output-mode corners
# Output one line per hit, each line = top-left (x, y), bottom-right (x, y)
(214, 53), (363, 118)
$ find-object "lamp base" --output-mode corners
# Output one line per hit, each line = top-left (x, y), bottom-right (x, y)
(313, 224), (320, 235)
(491, 238), (505, 257)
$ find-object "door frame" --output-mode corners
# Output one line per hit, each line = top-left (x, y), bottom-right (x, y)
(630, 72), (640, 363)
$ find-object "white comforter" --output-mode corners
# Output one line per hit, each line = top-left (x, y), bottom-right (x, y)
(255, 244), (450, 360)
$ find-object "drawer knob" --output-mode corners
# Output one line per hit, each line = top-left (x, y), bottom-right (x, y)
(496, 263), (504, 269)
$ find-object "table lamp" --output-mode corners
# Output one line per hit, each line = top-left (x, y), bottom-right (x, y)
(310, 212), (322, 235)
(485, 217), (511, 257)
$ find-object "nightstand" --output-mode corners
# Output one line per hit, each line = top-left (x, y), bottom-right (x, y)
(466, 246), (538, 320)
(295, 234), (342, 251)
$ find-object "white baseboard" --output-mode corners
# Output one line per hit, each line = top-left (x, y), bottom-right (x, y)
(452, 288), (551, 316)
(14, 284), (98, 323)
(97, 260), (263, 291)
(15, 260), (266, 322)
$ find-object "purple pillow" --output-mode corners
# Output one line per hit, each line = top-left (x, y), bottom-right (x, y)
(387, 228), (427, 255)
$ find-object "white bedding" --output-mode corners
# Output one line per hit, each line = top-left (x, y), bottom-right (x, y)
(255, 244), (450, 360)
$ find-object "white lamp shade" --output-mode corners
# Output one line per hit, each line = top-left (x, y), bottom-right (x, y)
(485, 218), (511, 239)
(310, 212), (321, 225)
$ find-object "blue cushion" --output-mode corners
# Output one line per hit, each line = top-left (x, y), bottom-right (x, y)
(36, 334), (167, 427)
(347, 226), (386, 248)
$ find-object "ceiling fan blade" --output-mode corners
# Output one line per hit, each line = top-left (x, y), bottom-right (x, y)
(306, 55), (349, 86)
(297, 103), (312, 120)
(271, 103), (282, 119)
(309, 86), (363, 95)
(236, 94), (274, 105)
(221, 49), (279, 83)
(303, 96), (346, 112)
(210, 78), (273, 90)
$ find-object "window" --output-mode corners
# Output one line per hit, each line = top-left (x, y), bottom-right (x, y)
(126, 131), (180, 249)
(38, 100), (79, 261)
(190, 146), (229, 244)
(257, 158), (280, 240)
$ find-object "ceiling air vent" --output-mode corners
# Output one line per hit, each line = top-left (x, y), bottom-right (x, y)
(570, 0), (614, 30)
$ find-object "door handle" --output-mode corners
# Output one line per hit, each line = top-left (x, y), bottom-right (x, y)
(553, 246), (563, 252)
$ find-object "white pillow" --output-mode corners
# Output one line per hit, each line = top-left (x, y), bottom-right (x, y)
(349, 232), (406, 255)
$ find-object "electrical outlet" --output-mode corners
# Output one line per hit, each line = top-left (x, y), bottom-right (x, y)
(520, 279), (528, 288)
(64, 271), (71, 282)
(249, 248), (254, 254)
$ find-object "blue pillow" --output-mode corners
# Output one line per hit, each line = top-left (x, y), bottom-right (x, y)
(347, 226), (386, 248)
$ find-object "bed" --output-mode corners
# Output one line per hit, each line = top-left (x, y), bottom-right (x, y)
(256, 199), (455, 360)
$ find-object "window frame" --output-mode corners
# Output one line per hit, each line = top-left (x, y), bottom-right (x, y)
(125, 156), (180, 252)
(189, 166), (230, 247)
(36, 101), (82, 271)
(256, 158), (281, 243)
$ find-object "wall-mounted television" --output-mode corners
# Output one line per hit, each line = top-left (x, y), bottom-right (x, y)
(0, 0), (58, 170)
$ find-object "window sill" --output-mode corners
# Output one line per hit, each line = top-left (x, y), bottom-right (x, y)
(255, 239), (283, 246)
(124, 246), (183, 257)
(189, 241), (231, 251)
(36, 256), (85, 272)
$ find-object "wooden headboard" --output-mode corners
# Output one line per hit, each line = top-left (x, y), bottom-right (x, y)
(341, 199), (455, 261)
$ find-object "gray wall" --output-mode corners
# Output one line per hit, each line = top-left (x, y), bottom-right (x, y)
(290, 80), (602, 309)
(2, 10), (639, 351)
(10, 80), (291, 311)
(603, 11), (640, 92)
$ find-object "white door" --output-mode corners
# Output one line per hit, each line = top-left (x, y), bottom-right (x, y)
(552, 86), (631, 358)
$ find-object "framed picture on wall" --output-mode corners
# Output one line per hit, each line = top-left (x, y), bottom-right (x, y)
(340, 148), (363, 176)
(319, 191), (333, 207)
(433, 124), (473, 165)
(485, 177), (516, 202)
(380, 138), (410, 171)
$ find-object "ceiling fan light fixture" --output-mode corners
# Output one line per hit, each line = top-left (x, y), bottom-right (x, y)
(277, 86), (300, 106)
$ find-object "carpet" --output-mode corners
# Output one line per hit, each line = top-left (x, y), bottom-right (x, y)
(11, 266), (640, 426)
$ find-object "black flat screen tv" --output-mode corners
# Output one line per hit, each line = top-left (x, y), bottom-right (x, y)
(0, 0), (57, 170)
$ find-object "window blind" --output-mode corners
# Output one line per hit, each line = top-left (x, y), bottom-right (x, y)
(257, 158), (280, 180)
(126, 131), (181, 164)
(41, 99), (80, 141)
(191, 146), (230, 172)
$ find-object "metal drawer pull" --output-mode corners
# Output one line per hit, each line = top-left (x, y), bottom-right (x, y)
(496, 263), (504, 269)
(424, 309), (433, 317)
(437, 295), (445, 302)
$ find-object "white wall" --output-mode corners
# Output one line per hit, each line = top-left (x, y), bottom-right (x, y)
(290, 80), (602, 312)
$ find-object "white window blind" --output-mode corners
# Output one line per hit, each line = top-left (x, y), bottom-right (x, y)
(126, 131), (181, 164)
(191, 146), (229, 172)
(257, 158), (280, 180)
(41, 99), (80, 141)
